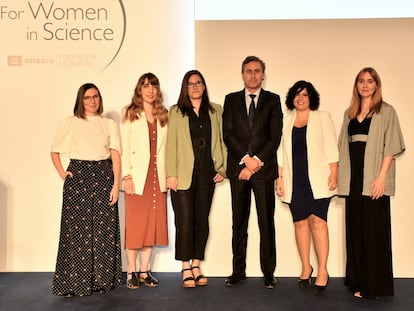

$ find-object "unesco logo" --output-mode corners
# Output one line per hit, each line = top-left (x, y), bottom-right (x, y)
(1, 0), (126, 71)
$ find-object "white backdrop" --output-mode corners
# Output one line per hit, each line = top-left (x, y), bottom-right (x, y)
(0, 0), (194, 273)
(0, 0), (412, 278)
(195, 18), (414, 277)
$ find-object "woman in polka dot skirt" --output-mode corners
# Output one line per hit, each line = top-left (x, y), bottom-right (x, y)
(51, 83), (122, 297)
(120, 73), (169, 289)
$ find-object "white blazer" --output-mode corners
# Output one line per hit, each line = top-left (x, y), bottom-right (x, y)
(277, 110), (338, 203)
(120, 113), (167, 195)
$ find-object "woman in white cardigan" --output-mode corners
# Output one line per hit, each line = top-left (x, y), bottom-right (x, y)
(276, 81), (338, 295)
(121, 73), (169, 289)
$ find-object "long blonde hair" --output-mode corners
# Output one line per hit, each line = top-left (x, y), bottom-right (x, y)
(348, 67), (383, 119)
(122, 73), (168, 126)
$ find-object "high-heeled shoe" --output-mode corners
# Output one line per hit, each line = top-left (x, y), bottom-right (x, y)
(138, 271), (159, 287)
(313, 275), (329, 295)
(181, 268), (196, 288)
(126, 272), (140, 289)
(191, 266), (208, 286)
(298, 266), (313, 288)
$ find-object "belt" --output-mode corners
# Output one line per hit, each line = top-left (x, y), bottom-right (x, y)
(349, 134), (368, 143)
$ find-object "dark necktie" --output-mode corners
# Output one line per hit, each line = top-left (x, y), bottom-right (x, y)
(248, 94), (256, 128)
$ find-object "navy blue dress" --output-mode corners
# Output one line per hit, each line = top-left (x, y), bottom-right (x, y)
(289, 125), (330, 222)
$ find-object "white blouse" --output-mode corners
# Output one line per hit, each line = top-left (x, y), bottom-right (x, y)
(51, 115), (121, 161)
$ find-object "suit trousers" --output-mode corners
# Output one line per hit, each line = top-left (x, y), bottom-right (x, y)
(229, 177), (276, 278)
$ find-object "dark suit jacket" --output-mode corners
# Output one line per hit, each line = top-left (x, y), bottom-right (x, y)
(223, 88), (283, 180)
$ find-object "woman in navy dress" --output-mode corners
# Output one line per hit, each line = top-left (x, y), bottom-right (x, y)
(276, 81), (338, 295)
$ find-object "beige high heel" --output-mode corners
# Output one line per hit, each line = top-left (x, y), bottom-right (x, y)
(191, 266), (208, 286)
(181, 268), (196, 288)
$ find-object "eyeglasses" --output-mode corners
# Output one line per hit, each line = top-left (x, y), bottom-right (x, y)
(83, 94), (100, 101)
(187, 81), (203, 88)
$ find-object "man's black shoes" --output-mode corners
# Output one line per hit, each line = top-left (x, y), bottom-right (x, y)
(264, 276), (277, 289)
(224, 274), (246, 287)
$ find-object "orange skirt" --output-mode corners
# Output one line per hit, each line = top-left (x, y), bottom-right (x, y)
(124, 189), (168, 249)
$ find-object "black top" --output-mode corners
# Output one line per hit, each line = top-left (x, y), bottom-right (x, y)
(189, 108), (215, 179)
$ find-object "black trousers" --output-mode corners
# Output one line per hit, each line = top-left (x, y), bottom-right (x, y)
(171, 179), (215, 261)
(229, 177), (276, 278)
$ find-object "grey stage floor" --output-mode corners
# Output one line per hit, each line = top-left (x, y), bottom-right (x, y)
(1, 273), (413, 311)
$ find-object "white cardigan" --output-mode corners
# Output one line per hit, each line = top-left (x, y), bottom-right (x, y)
(277, 110), (338, 203)
(120, 113), (167, 195)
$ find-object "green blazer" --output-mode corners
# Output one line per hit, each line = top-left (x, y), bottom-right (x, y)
(166, 103), (227, 190)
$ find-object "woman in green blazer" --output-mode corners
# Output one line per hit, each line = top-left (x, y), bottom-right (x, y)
(166, 70), (227, 288)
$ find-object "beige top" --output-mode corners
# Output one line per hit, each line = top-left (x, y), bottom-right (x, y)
(51, 115), (121, 160)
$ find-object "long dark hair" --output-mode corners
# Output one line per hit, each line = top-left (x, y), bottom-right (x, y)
(176, 70), (215, 116)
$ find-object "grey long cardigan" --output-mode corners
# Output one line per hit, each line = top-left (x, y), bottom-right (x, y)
(337, 102), (405, 196)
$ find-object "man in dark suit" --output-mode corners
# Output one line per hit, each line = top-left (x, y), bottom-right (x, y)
(223, 56), (283, 289)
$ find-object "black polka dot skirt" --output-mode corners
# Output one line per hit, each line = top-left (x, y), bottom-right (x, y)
(52, 159), (122, 296)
